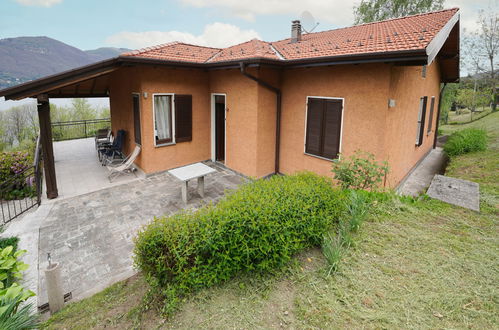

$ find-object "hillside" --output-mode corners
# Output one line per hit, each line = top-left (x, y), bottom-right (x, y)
(0, 36), (130, 89)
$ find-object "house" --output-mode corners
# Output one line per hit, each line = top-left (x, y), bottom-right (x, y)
(0, 8), (460, 199)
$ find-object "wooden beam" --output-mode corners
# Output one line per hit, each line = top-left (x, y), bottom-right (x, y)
(90, 79), (97, 94)
(37, 95), (58, 199)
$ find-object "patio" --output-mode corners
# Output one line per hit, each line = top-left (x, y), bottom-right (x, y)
(3, 138), (245, 309)
(51, 137), (140, 200)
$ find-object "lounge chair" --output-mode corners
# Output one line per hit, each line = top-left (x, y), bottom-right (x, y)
(95, 128), (112, 150)
(99, 130), (125, 165)
(106, 145), (141, 182)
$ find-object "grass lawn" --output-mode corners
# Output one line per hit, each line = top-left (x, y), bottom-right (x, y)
(43, 113), (499, 329)
(446, 107), (493, 124)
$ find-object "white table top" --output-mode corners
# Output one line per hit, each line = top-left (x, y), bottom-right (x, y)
(168, 162), (216, 181)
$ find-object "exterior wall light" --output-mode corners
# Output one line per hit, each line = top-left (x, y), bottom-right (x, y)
(388, 99), (396, 108)
(143, 92), (148, 99)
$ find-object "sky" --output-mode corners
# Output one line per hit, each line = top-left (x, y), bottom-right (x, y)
(0, 0), (496, 110)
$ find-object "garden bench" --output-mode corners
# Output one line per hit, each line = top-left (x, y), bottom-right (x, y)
(168, 163), (216, 203)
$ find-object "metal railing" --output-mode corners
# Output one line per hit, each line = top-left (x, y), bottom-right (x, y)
(1, 135), (43, 224)
(51, 118), (111, 141)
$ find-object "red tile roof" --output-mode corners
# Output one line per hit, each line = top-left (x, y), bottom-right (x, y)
(122, 8), (459, 65)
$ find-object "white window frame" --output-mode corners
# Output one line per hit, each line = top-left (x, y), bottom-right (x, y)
(415, 96), (427, 146)
(427, 96), (436, 135)
(304, 96), (345, 161)
(152, 93), (176, 147)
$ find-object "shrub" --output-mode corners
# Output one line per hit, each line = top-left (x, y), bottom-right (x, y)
(443, 128), (487, 156)
(134, 173), (347, 314)
(0, 246), (30, 289)
(0, 237), (19, 252)
(0, 150), (35, 200)
(332, 151), (389, 190)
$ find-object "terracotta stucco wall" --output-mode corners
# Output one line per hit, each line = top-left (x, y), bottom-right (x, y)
(110, 66), (211, 174)
(255, 67), (279, 178)
(384, 61), (441, 186)
(109, 67), (145, 169)
(209, 68), (261, 177)
(278, 63), (391, 179)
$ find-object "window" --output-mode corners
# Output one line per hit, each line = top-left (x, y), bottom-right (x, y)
(132, 94), (141, 145)
(154, 95), (173, 145)
(427, 96), (435, 135)
(153, 94), (192, 146)
(305, 97), (343, 160)
(416, 96), (428, 146)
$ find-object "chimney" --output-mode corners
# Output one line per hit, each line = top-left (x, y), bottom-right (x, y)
(291, 20), (302, 43)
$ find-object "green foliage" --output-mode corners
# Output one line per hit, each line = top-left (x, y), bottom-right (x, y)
(0, 237), (19, 252)
(322, 233), (343, 276)
(353, 0), (444, 24)
(444, 128), (487, 156)
(332, 151), (389, 190)
(0, 150), (36, 200)
(0, 246), (29, 289)
(134, 173), (347, 315)
(0, 297), (38, 330)
(322, 190), (371, 275)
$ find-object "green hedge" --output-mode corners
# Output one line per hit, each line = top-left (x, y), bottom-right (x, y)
(0, 237), (19, 252)
(444, 128), (487, 156)
(134, 172), (347, 312)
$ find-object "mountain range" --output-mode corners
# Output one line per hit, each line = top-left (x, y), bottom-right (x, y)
(0, 36), (130, 89)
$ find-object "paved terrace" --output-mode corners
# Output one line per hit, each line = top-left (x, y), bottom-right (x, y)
(2, 138), (245, 309)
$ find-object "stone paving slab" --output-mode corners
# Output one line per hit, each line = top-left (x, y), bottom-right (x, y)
(427, 174), (480, 212)
(37, 161), (245, 306)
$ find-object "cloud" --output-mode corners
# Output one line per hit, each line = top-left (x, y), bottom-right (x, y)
(105, 22), (260, 49)
(15, 0), (62, 7)
(179, 0), (355, 26)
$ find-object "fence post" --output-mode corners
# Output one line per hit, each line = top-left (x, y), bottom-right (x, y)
(84, 120), (87, 138)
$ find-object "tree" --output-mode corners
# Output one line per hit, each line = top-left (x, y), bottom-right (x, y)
(456, 88), (475, 111)
(353, 0), (444, 24)
(71, 99), (96, 120)
(463, 7), (499, 112)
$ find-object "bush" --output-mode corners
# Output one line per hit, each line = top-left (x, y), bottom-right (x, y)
(332, 151), (389, 190)
(134, 173), (347, 314)
(0, 150), (35, 200)
(0, 237), (19, 252)
(444, 128), (487, 156)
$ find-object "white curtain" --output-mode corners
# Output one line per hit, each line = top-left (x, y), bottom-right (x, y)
(154, 95), (171, 141)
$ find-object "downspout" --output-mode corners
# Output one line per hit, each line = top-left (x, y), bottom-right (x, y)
(433, 82), (447, 149)
(240, 62), (282, 174)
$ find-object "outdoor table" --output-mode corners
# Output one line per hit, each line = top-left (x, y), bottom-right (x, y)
(168, 163), (216, 203)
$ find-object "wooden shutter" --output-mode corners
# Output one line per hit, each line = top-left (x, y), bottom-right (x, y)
(175, 94), (192, 143)
(305, 98), (323, 156)
(132, 94), (141, 145)
(322, 99), (342, 159)
(416, 96), (427, 146)
(427, 96), (435, 134)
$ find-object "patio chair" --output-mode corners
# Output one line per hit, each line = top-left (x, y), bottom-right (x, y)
(106, 145), (141, 182)
(95, 128), (112, 150)
(99, 129), (126, 165)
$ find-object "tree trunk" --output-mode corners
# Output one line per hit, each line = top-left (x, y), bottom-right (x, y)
(491, 56), (497, 112)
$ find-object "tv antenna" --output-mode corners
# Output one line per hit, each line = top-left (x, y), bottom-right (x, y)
(300, 11), (319, 33)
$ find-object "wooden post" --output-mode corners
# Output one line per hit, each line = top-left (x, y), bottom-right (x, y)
(37, 95), (58, 199)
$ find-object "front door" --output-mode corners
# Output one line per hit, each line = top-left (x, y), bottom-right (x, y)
(215, 95), (225, 161)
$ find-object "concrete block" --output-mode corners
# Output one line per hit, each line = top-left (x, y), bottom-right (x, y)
(427, 174), (480, 212)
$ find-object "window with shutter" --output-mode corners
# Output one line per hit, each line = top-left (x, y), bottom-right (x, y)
(416, 96), (428, 146)
(305, 97), (343, 160)
(427, 96), (435, 134)
(175, 94), (192, 143)
(132, 94), (141, 145)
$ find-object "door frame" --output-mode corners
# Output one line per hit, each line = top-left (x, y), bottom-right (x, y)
(211, 93), (226, 162)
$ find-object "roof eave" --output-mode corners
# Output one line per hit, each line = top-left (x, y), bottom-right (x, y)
(0, 57), (121, 100)
(426, 10), (460, 65)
